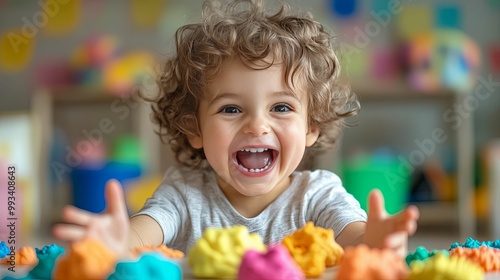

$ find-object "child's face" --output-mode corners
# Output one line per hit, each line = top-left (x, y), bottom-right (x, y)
(189, 57), (319, 198)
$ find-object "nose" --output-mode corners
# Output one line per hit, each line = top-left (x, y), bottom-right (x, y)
(243, 112), (270, 136)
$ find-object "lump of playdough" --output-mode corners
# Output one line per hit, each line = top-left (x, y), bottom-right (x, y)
(450, 237), (500, 250)
(54, 239), (117, 280)
(282, 222), (343, 278)
(238, 244), (305, 280)
(406, 246), (449, 266)
(28, 244), (65, 279)
(132, 244), (184, 259)
(188, 225), (265, 279)
(0, 241), (8, 258)
(450, 245), (500, 272)
(408, 252), (483, 280)
(336, 244), (408, 280)
(107, 253), (181, 280)
(1, 246), (37, 266)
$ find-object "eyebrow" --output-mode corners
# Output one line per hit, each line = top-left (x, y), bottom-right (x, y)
(209, 90), (300, 106)
(208, 92), (239, 106)
(273, 90), (300, 100)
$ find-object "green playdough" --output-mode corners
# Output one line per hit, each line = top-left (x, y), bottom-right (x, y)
(107, 253), (181, 280)
(0, 241), (8, 258)
(28, 244), (65, 279)
(2, 244), (65, 280)
(450, 237), (500, 250)
(405, 246), (449, 266)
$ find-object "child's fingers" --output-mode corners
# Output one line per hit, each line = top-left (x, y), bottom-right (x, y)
(406, 218), (418, 235)
(105, 179), (127, 217)
(405, 208), (419, 235)
(61, 205), (94, 226)
(383, 234), (408, 257)
(52, 224), (86, 241)
(406, 205), (420, 221)
(367, 189), (386, 219)
(385, 207), (419, 234)
(398, 205), (419, 235)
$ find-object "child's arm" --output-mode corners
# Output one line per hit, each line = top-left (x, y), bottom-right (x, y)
(128, 214), (164, 249)
(53, 180), (164, 256)
(336, 190), (419, 256)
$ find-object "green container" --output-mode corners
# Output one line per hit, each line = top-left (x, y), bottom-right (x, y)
(342, 155), (410, 215)
(111, 135), (142, 165)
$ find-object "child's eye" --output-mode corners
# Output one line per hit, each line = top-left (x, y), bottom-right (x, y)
(219, 106), (241, 114)
(271, 104), (292, 113)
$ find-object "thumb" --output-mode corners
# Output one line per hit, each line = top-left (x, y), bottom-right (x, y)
(367, 189), (386, 219)
(105, 179), (128, 216)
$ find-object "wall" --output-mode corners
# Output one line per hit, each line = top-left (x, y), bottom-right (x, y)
(0, 0), (499, 149)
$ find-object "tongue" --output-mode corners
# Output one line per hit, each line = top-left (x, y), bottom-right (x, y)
(237, 150), (272, 170)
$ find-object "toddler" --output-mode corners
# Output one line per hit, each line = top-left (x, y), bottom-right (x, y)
(54, 0), (419, 257)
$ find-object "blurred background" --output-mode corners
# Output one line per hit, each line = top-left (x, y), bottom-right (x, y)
(0, 0), (499, 249)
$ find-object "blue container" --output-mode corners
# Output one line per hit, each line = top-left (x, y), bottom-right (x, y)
(70, 161), (141, 213)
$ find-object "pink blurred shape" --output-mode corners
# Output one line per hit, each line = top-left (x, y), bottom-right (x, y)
(34, 59), (76, 88)
(371, 47), (399, 81)
(238, 244), (305, 280)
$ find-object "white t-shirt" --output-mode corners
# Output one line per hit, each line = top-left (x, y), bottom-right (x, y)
(135, 164), (367, 253)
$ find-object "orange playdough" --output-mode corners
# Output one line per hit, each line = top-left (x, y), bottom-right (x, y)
(336, 244), (409, 280)
(1, 246), (37, 265)
(282, 222), (343, 278)
(132, 244), (184, 259)
(53, 239), (117, 280)
(450, 246), (500, 272)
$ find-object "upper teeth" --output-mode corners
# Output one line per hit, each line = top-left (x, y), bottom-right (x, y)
(241, 148), (268, 153)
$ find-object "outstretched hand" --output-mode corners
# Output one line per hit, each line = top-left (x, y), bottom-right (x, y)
(52, 179), (130, 256)
(363, 189), (419, 257)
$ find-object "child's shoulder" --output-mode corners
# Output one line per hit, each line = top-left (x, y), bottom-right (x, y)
(293, 169), (342, 188)
(162, 164), (215, 188)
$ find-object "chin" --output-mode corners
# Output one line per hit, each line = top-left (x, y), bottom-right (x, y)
(235, 185), (273, 197)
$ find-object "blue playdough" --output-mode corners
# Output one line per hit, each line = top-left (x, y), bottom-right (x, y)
(27, 244), (65, 280)
(0, 241), (9, 258)
(450, 237), (500, 250)
(405, 246), (449, 266)
(107, 253), (181, 280)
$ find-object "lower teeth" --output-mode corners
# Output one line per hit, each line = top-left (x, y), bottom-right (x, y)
(240, 160), (272, 173)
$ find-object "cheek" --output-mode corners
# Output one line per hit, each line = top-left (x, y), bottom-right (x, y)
(204, 121), (231, 139)
(202, 121), (232, 154)
(277, 123), (307, 147)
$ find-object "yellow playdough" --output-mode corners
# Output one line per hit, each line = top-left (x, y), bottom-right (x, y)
(188, 225), (265, 279)
(53, 239), (117, 280)
(408, 252), (484, 280)
(282, 222), (344, 278)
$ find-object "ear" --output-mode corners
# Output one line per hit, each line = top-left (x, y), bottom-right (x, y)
(305, 125), (319, 147)
(188, 134), (203, 149)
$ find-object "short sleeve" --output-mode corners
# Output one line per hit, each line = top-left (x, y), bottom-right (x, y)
(305, 170), (367, 237)
(132, 167), (186, 245)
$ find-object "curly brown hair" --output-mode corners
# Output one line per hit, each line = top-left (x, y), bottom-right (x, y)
(146, 0), (359, 168)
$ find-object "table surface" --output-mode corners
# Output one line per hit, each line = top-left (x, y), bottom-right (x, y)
(2, 258), (500, 279)
(175, 259), (339, 279)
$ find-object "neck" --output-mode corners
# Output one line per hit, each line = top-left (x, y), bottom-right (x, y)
(216, 176), (291, 218)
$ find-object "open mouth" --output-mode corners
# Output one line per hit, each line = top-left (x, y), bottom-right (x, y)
(235, 148), (276, 173)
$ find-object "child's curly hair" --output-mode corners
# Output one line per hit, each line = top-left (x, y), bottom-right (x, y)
(147, 0), (359, 168)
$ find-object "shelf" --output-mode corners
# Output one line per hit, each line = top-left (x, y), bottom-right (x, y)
(32, 87), (163, 234)
(351, 82), (456, 101)
(413, 201), (458, 225)
(38, 86), (134, 105)
(335, 81), (476, 240)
